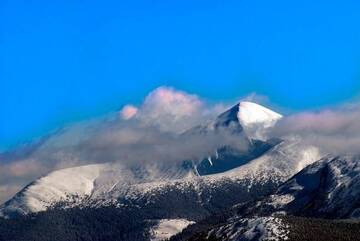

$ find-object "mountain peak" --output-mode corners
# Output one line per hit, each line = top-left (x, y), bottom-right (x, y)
(213, 103), (243, 132)
(210, 101), (282, 132)
(237, 101), (282, 140)
(238, 101), (282, 127)
(183, 101), (282, 139)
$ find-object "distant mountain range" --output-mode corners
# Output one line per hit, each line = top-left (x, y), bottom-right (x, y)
(0, 101), (358, 241)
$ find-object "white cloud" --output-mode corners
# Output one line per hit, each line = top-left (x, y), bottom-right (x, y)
(242, 92), (269, 104)
(138, 86), (203, 132)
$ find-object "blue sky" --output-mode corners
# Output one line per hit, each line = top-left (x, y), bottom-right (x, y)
(1, 0), (360, 150)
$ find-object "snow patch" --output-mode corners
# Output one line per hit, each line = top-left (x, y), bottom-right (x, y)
(208, 156), (213, 166)
(268, 194), (295, 209)
(150, 219), (195, 241)
(211, 216), (289, 241)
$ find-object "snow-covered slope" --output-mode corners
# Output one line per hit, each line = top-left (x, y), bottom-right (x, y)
(0, 164), (107, 216)
(267, 155), (360, 218)
(179, 155), (360, 241)
(0, 137), (321, 218)
(216, 138), (321, 185)
(96, 138), (319, 209)
(194, 139), (277, 176)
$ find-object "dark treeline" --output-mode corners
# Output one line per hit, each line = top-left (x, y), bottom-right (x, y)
(0, 207), (154, 241)
(284, 216), (360, 241)
(171, 215), (360, 241)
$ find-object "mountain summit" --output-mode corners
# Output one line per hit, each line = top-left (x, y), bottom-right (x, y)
(184, 101), (282, 140)
(237, 101), (282, 140)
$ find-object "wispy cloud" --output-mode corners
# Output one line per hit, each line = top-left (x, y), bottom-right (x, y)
(270, 102), (360, 155)
(0, 184), (20, 204)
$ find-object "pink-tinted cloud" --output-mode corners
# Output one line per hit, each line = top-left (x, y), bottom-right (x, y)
(142, 86), (203, 118)
(135, 86), (209, 132)
(120, 105), (138, 120)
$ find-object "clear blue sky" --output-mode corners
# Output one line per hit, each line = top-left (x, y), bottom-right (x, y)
(1, 0), (360, 150)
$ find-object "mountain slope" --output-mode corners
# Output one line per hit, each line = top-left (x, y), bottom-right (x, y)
(268, 155), (360, 218)
(0, 164), (106, 217)
(173, 155), (360, 241)
(0, 138), (320, 218)
(185, 101), (283, 175)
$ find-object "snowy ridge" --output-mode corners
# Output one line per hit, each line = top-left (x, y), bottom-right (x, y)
(269, 155), (360, 218)
(0, 164), (106, 216)
(213, 138), (321, 185)
(195, 155), (360, 241)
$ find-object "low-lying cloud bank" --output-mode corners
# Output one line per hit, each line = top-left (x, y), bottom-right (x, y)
(1, 86), (360, 204)
(270, 102), (360, 155)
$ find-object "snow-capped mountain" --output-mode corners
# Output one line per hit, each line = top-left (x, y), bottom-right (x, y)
(185, 101), (283, 175)
(0, 101), (324, 241)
